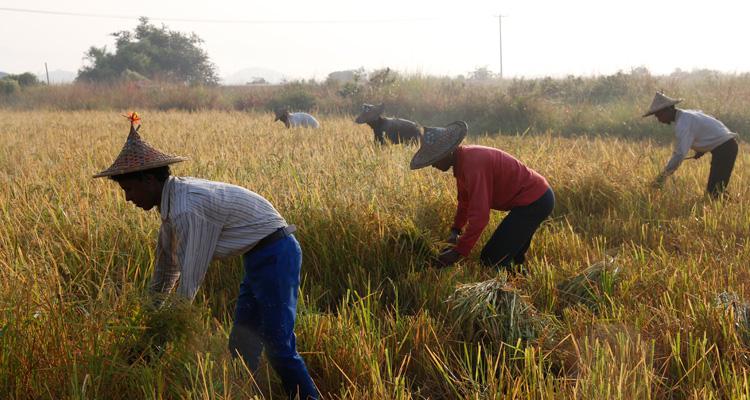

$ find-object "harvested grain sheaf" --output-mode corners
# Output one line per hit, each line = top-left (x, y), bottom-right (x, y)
(715, 291), (750, 346)
(121, 296), (204, 364)
(446, 275), (545, 344)
(556, 257), (621, 311)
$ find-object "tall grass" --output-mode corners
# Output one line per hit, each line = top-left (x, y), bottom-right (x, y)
(0, 110), (748, 398)
(2, 70), (750, 139)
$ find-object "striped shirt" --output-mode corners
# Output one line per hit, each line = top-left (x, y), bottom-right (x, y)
(287, 112), (320, 128)
(152, 176), (287, 300)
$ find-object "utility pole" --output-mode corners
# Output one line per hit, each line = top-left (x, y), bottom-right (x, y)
(44, 62), (50, 85)
(497, 15), (503, 79)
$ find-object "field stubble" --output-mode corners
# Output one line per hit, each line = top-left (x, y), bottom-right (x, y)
(1, 111), (749, 399)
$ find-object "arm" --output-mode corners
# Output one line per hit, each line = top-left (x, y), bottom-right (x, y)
(454, 171), (492, 257)
(452, 183), (469, 233)
(150, 221), (181, 295)
(171, 212), (222, 301)
(662, 123), (695, 176)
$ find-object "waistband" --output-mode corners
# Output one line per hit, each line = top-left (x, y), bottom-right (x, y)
(712, 137), (738, 153)
(246, 225), (296, 255)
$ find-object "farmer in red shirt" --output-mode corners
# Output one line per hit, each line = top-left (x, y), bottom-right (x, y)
(410, 121), (555, 270)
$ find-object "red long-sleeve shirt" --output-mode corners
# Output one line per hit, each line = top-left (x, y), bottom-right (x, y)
(452, 145), (549, 256)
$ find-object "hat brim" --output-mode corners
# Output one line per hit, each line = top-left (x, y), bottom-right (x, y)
(410, 121), (467, 170)
(642, 99), (682, 117)
(93, 157), (187, 178)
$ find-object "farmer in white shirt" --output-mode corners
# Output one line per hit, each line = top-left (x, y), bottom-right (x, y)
(644, 92), (739, 198)
(94, 113), (319, 400)
(274, 107), (320, 129)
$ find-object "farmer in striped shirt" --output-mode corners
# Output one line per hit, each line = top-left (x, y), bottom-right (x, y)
(410, 121), (554, 271)
(94, 113), (319, 400)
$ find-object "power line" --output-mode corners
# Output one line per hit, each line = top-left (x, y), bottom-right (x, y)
(0, 6), (443, 24)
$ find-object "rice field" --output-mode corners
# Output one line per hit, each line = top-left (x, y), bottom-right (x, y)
(1, 110), (749, 399)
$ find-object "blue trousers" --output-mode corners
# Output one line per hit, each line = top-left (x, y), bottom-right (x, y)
(480, 187), (555, 269)
(228, 234), (319, 400)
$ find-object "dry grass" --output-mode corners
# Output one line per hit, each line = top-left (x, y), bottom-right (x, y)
(1, 110), (749, 399)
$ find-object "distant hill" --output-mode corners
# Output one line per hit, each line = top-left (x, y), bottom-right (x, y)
(0, 71), (7, 79)
(223, 67), (286, 85)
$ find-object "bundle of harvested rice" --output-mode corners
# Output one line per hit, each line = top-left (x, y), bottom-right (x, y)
(446, 275), (542, 343)
(715, 291), (750, 346)
(556, 257), (621, 311)
(122, 296), (204, 364)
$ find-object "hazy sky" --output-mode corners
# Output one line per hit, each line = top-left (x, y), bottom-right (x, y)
(1, 0), (749, 81)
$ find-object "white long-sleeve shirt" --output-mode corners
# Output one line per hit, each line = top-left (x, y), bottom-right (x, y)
(663, 109), (738, 174)
(152, 177), (287, 300)
(287, 112), (320, 128)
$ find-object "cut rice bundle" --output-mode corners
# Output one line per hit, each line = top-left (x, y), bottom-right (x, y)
(557, 257), (621, 311)
(446, 275), (543, 344)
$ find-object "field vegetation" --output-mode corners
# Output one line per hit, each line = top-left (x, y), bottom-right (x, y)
(0, 77), (749, 398)
(2, 69), (750, 139)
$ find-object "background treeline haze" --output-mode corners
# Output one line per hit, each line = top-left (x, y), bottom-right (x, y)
(2, 68), (749, 139)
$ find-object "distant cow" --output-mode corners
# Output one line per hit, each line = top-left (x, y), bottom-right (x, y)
(274, 107), (320, 129)
(355, 103), (420, 145)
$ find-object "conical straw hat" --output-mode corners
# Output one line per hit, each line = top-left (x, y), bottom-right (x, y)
(93, 113), (187, 178)
(355, 103), (385, 124)
(642, 92), (682, 117)
(410, 121), (468, 170)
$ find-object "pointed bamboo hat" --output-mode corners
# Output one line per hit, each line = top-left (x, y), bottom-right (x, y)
(355, 103), (385, 124)
(93, 112), (187, 178)
(410, 121), (468, 170)
(642, 92), (682, 117)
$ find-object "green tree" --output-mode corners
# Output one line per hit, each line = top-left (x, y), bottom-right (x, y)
(77, 17), (218, 85)
(469, 66), (495, 81)
(5, 72), (41, 87)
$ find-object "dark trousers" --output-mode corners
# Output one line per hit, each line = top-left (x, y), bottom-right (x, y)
(229, 234), (319, 400)
(480, 188), (555, 269)
(707, 138), (739, 198)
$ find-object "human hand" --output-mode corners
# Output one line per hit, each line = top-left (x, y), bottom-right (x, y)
(433, 248), (461, 268)
(651, 174), (666, 189)
(447, 229), (460, 244)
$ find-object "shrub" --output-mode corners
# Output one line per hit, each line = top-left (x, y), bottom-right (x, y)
(4, 72), (41, 87)
(268, 85), (316, 112)
(120, 69), (150, 82)
(0, 79), (20, 95)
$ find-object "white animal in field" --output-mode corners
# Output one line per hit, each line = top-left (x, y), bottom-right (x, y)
(274, 107), (320, 129)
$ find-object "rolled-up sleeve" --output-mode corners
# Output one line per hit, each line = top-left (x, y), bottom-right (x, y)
(171, 212), (222, 301)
